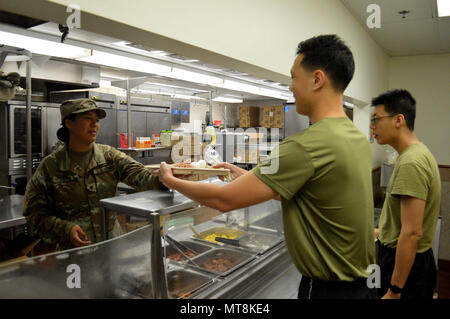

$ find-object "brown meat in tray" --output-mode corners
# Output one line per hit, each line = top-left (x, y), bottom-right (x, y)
(190, 248), (255, 277)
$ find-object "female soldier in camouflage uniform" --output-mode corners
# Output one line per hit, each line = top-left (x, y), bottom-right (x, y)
(23, 98), (164, 250)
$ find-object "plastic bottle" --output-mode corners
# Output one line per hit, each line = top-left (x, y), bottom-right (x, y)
(206, 125), (216, 144)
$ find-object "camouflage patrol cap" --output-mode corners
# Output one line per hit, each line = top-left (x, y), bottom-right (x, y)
(60, 98), (106, 123)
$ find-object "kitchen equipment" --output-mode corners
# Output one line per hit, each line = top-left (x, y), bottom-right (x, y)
(166, 269), (212, 299)
(165, 235), (201, 267)
(215, 237), (243, 247)
(165, 234), (197, 255)
(165, 240), (212, 264)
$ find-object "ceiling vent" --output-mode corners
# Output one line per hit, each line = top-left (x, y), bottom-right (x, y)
(0, 10), (47, 29)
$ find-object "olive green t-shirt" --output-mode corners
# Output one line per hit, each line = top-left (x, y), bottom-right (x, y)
(253, 117), (375, 281)
(379, 143), (441, 253)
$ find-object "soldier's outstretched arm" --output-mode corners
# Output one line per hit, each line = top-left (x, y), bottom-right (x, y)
(22, 167), (77, 247)
(111, 147), (165, 191)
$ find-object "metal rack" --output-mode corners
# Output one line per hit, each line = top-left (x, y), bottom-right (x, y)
(0, 45), (32, 181)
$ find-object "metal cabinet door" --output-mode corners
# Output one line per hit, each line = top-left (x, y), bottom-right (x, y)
(117, 110), (147, 147)
(96, 107), (116, 147)
(146, 112), (171, 136)
(45, 107), (60, 155)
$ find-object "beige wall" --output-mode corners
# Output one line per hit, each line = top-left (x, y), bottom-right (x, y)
(389, 54), (450, 165)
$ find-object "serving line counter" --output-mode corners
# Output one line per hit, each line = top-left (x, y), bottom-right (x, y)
(0, 179), (300, 298)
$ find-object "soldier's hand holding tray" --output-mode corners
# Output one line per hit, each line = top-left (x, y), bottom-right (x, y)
(70, 225), (92, 247)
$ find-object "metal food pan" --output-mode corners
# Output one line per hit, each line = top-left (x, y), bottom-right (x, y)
(166, 269), (213, 299)
(191, 248), (255, 277)
(165, 241), (213, 263)
(119, 268), (213, 299)
(192, 227), (244, 245)
(238, 233), (284, 255)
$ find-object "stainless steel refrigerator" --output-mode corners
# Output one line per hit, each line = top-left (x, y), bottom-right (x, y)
(283, 103), (310, 139)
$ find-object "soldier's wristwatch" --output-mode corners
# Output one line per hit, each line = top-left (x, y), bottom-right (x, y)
(389, 283), (403, 294)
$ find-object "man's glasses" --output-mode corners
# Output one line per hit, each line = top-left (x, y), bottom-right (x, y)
(370, 115), (395, 124)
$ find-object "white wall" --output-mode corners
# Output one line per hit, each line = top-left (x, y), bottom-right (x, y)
(389, 54), (450, 165)
(47, 0), (389, 104)
(45, 0), (389, 167)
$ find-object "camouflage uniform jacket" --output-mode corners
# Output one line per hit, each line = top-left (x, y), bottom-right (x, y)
(23, 143), (164, 250)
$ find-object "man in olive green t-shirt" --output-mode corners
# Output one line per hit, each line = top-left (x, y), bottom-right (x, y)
(371, 89), (441, 299)
(157, 35), (376, 299)
(253, 117), (374, 283)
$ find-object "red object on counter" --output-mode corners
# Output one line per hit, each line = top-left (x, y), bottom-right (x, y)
(120, 133), (133, 148)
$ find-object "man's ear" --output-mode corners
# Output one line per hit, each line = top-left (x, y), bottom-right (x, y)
(312, 70), (326, 90)
(395, 114), (405, 128)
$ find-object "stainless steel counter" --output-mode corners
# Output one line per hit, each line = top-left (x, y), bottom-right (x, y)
(192, 242), (300, 299)
(0, 195), (26, 230)
(100, 189), (198, 218)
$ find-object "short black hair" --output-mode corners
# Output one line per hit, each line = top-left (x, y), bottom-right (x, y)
(296, 34), (355, 92)
(371, 89), (416, 131)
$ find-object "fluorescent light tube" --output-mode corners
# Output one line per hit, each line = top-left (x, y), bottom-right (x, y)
(212, 96), (243, 103)
(214, 79), (261, 95)
(164, 68), (223, 85)
(0, 30), (92, 59)
(172, 93), (205, 100)
(213, 79), (289, 100)
(78, 50), (171, 74)
(437, 0), (450, 17)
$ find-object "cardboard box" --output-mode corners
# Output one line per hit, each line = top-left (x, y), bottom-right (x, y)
(260, 106), (273, 128)
(260, 106), (284, 128)
(239, 106), (260, 127)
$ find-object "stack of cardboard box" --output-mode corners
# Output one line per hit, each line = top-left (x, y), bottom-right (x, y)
(239, 106), (260, 128)
(260, 106), (284, 128)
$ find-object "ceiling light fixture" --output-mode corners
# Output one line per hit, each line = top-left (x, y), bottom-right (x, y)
(212, 96), (243, 103)
(77, 50), (171, 74)
(0, 30), (92, 59)
(164, 67), (224, 85)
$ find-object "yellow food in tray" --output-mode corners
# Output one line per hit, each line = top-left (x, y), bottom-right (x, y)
(194, 227), (243, 244)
